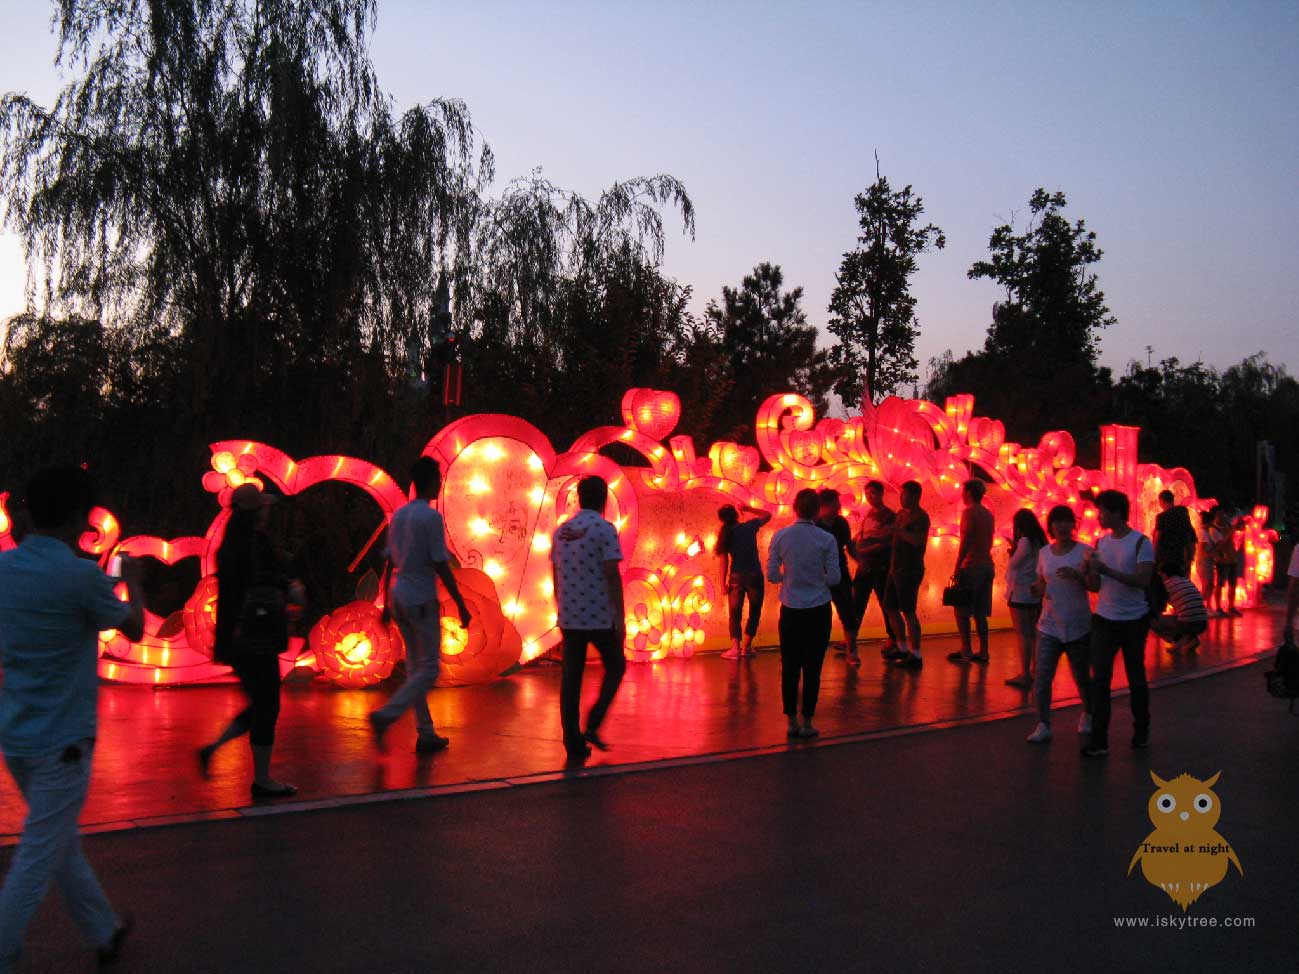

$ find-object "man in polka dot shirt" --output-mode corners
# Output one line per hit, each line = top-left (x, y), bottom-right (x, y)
(551, 476), (626, 760)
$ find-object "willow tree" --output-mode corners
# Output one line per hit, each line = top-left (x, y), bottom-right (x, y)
(0, 0), (492, 445)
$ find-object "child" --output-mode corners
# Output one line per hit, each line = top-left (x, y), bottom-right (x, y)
(1150, 561), (1209, 653)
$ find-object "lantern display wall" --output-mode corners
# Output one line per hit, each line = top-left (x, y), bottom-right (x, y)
(0, 390), (1277, 688)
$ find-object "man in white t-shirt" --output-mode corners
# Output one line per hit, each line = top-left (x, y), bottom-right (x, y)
(550, 476), (626, 761)
(1082, 489), (1155, 757)
(370, 457), (470, 754)
(1284, 544), (1299, 645)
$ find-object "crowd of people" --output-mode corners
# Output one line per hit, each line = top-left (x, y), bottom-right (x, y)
(0, 461), (1292, 970)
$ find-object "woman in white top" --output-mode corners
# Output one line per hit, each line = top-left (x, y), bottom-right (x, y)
(1025, 505), (1093, 744)
(1004, 509), (1047, 689)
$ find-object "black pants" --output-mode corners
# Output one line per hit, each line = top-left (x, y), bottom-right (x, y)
(227, 652), (282, 746)
(827, 579), (857, 638)
(727, 571), (765, 640)
(778, 603), (832, 718)
(851, 566), (895, 642)
(1089, 614), (1151, 748)
(560, 628), (627, 750)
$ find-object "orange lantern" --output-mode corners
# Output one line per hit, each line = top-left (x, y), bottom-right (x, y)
(436, 567), (522, 686)
(310, 601), (403, 689)
(182, 575), (219, 659)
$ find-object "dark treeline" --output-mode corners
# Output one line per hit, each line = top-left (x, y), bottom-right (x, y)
(1, 0), (1294, 546)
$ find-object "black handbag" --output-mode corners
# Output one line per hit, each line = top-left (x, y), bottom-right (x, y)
(941, 574), (970, 608)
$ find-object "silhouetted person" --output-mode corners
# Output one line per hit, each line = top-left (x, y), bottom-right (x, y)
(715, 503), (772, 659)
(1152, 489), (1195, 574)
(767, 488), (839, 738)
(1083, 489), (1155, 757)
(1150, 561), (1208, 654)
(948, 478), (995, 665)
(851, 480), (898, 659)
(1003, 508), (1047, 688)
(369, 458), (471, 754)
(0, 465), (145, 971)
(1209, 508), (1239, 617)
(200, 483), (304, 797)
(552, 476), (627, 760)
(885, 481), (931, 669)
(816, 488), (859, 665)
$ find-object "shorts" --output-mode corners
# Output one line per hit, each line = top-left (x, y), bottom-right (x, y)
(1215, 562), (1238, 583)
(955, 564), (995, 617)
(884, 570), (924, 613)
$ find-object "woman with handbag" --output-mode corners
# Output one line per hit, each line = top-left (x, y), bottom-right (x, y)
(197, 483), (302, 799)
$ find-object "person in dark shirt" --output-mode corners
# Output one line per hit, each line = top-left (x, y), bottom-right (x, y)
(198, 484), (304, 799)
(947, 478), (996, 664)
(816, 489), (860, 665)
(716, 503), (773, 659)
(851, 480), (899, 659)
(1150, 489), (1196, 616)
(885, 480), (931, 669)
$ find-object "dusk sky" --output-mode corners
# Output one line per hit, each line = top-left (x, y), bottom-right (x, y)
(2, 0), (1296, 387)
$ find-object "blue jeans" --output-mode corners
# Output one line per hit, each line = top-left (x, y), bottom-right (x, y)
(1033, 632), (1091, 724)
(0, 740), (118, 971)
(375, 595), (442, 735)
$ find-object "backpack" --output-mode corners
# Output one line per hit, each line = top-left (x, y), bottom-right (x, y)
(1265, 641), (1299, 712)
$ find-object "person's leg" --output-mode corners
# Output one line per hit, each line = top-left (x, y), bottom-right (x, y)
(559, 629), (589, 752)
(905, 611), (922, 655)
(0, 746), (118, 968)
(1033, 633), (1064, 724)
(829, 581), (858, 660)
(872, 570), (897, 647)
(1062, 636), (1092, 716)
(971, 566), (993, 658)
(801, 603), (832, 726)
(954, 606), (973, 655)
(585, 629), (626, 738)
(725, 578), (744, 656)
(1118, 618), (1152, 745)
(245, 653), (289, 789)
(374, 599), (439, 730)
(1225, 568), (1239, 614)
(742, 575), (764, 654)
(778, 607), (800, 732)
(851, 572), (870, 640)
(1086, 616), (1119, 751)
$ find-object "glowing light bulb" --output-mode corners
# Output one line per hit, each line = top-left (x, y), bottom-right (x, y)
(484, 560), (504, 580)
(468, 475), (490, 494)
(529, 487), (545, 505)
(527, 454), (544, 471)
(470, 517), (492, 537)
(482, 443), (505, 461)
(533, 535), (552, 552)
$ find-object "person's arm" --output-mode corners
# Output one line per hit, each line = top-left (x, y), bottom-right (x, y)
(896, 514), (925, 548)
(603, 559), (625, 643)
(747, 504), (773, 526)
(380, 555), (393, 625)
(717, 552), (730, 594)
(954, 508), (972, 567)
(824, 535), (841, 588)
(1096, 539), (1155, 590)
(434, 560), (471, 628)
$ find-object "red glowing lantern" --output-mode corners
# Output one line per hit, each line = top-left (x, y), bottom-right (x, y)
(436, 566), (523, 687)
(183, 575), (219, 659)
(310, 601), (402, 689)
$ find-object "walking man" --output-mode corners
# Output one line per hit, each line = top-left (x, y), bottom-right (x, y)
(1083, 489), (1155, 757)
(370, 457), (471, 754)
(0, 465), (145, 971)
(551, 476), (627, 761)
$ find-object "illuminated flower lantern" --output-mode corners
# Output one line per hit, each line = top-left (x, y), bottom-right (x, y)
(310, 601), (402, 689)
(436, 566), (522, 686)
(0, 491), (14, 552)
(183, 575), (219, 659)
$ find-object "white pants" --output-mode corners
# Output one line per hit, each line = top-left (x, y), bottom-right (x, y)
(0, 740), (117, 971)
(374, 595), (442, 734)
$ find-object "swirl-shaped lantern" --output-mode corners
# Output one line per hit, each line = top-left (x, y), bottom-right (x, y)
(436, 567), (522, 686)
(310, 601), (402, 689)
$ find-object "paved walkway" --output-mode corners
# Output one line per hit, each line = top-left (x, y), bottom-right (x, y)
(5, 645), (1295, 972)
(1, 606), (1285, 839)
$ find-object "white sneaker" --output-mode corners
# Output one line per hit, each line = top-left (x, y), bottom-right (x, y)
(1077, 713), (1093, 735)
(1026, 722), (1052, 743)
(721, 647), (741, 660)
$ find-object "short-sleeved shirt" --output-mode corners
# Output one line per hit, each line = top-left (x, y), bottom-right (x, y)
(890, 507), (931, 575)
(722, 519), (763, 576)
(958, 504), (995, 569)
(815, 514), (853, 583)
(387, 500), (450, 606)
(1095, 530), (1154, 622)
(854, 505), (895, 572)
(1037, 543), (1092, 642)
(0, 535), (131, 756)
(551, 509), (623, 630)
(766, 520), (840, 608)
(1006, 537), (1042, 604)
(1164, 575), (1207, 624)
